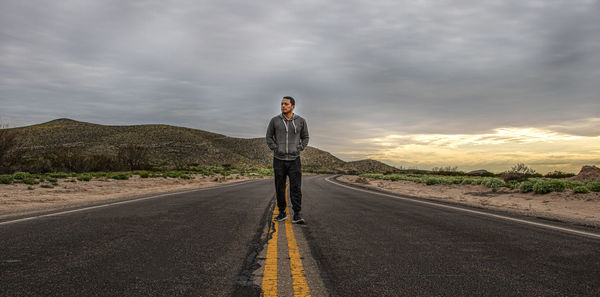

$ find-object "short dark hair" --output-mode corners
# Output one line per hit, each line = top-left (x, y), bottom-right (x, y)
(282, 96), (295, 106)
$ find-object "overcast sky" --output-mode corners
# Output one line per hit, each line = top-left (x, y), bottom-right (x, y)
(1, 0), (599, 173)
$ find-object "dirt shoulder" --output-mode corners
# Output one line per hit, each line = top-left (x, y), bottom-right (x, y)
(337, 175), (600, 228)
(0, 174), (270, 220)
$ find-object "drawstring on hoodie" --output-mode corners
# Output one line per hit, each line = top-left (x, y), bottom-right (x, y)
(281, 116), (297, 134)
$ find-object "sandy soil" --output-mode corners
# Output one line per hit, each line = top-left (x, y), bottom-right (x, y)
(0, 174), (270, 220)
(338, 175), (600, 227)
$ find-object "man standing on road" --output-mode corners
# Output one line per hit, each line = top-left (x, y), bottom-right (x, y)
(266, 96), (309, 224)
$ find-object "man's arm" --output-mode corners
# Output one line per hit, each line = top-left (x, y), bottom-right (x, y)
(266, 118), (278, 150)
(299, 119), (309, 150)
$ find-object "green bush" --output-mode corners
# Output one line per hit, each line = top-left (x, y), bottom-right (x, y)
(573, 186), (590, 194)
(0, 175), (13, 184)
(48, 172), (70, 178)
(482, 178), (505, 192)
(565, 180), (585, 189)
(544, 171), (576, 179)
(41, 184), (54, 189)
(23, 178), (39, 185)
(519, 181), (535, 193)
(460, 178), (476, 185)
(547, 180), (566, 192)
(451, 177), (464, 184)
(586, 181), (600, 192)
(165, 171), (181, 178)
(89, 172), (108, 178)
(13, 172), (31, 180)
(424, 176), (441, 185)
(107, 172), (131, 180)
(77, 174), (92, 182)
(46, 177), (58, 183)
(135, 170), (151, 178)
(533, 181), (552, 194)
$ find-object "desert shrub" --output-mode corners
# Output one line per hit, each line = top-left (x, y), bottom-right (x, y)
(500, 163), (540, 183)
(134, 170), (151, 178)
(544, 170), (576, 179)
(77, 174), (92, 181)
(106, 172), (131, 180)
(533, 180), (553, 194)
(460, 178), (476, 185)
(586, 181), (600, 192)
(45, 177), (58, 183)
(565, 180), (585, 189)
(424, 176), (441, 185)
(438, 177), (454, 185)
(519, 181), (535, 193)
(531, 179), (564, 194)
(451, 177), (464, 184)
(573, 186), (590, 194)
(361, 173), (384, 180)
(23, 178), (39, 185)
(165, 171), (180, 178)
(40, 184), (54, 189)
(0, 174), (13, 184)
(89, 172), (108, 178)
(13, 172), (31, 180)
(48, 172), (70, 178)
(430, 166), (460, 175)
(482, 177), (505, 192)
(547, 180), (566, 192)
(385, 174), (402, 182)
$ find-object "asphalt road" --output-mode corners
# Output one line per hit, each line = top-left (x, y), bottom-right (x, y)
(307, 175), (600, 297)
(2, 174), (600, 296)
(0, 179), (274, 297)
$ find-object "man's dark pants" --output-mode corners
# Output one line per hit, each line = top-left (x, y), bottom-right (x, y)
(273, 156), (302, 214)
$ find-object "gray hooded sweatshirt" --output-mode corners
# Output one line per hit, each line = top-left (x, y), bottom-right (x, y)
(266, 113), (309, 161)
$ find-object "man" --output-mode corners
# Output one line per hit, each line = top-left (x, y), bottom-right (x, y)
(266, 96), (309, 224)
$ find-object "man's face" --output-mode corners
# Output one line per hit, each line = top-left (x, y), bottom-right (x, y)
(281, 98), (295, 114)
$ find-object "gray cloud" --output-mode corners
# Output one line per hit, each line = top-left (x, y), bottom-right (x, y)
(1, 0), (599, 154)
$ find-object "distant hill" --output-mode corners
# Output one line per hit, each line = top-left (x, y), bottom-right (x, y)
(341, 159), (402, 174)
(467, 169), (490, 175)
(5, 118), (400, 174)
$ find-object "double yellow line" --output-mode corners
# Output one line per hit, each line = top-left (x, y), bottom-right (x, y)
(262, 183), (311, 296)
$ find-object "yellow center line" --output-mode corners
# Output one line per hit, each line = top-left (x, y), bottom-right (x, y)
(262, 182), (312, 296)
(262, 204), (279, 296)
(285, 183), (312, 297)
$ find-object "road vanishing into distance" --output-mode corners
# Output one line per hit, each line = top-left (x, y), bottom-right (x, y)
(2, 174), (600, 296)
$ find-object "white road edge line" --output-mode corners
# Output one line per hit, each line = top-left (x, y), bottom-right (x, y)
(0, 179), (262, 226)
(325, 176), (600, 240)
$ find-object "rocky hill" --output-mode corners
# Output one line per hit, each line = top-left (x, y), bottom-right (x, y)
(4, 118), (400, 174)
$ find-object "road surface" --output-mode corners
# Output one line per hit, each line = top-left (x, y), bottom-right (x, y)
(1, 174), (599, 296)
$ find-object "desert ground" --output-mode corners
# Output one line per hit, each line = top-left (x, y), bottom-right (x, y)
(338, 175), (600, 227)
(0, 173), (270, 220)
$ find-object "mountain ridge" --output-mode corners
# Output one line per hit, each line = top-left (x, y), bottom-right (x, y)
(5, 118), (401, 174)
